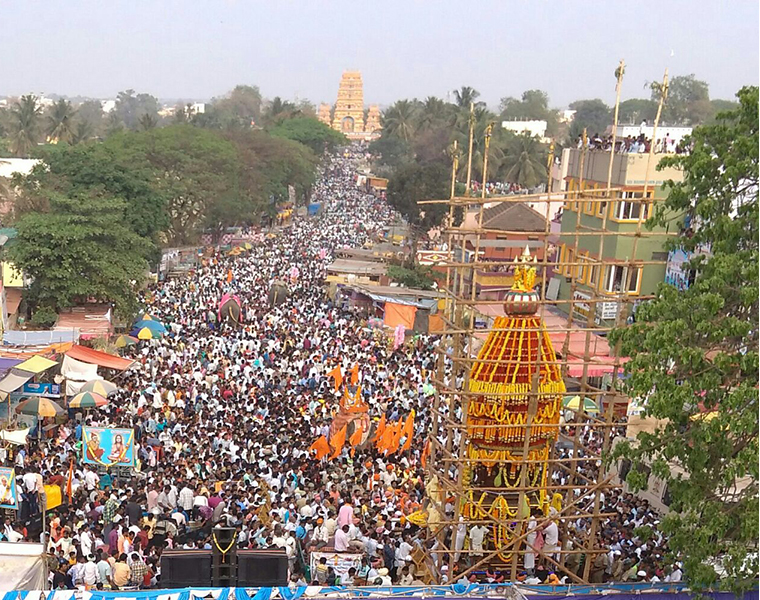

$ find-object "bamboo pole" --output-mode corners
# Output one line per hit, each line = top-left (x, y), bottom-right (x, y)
(465, 102), (475, 197)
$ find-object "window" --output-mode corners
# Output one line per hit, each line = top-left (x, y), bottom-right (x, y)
(577, 253), (590, 283)
(602, 264), (642, 294)
(614, 191), (653, 221)
(564, 247), (576, 278)
(596, 199), (608, 218)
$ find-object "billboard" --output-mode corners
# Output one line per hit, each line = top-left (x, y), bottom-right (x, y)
(0, 467), (18, 510)
(82, 427), (135, 468)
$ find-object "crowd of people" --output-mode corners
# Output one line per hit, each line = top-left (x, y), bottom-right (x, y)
(578, 128), (691, 154)
(0, 146), (680, 591)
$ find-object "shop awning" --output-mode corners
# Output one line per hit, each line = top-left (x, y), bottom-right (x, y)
(0, 369), (34, 394)
(65, 345), (134, 371)
(15, 355), (58, 374)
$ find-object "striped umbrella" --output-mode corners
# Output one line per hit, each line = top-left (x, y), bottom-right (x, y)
(114, 334), (138, 348)
(133, 320), (166, 335)
(136, 326), (157, 340)
(563, 395), (599, 413)
(69, 391), (108, 409)
(15, 397), (64, 417)
(80, 380), (118, 397)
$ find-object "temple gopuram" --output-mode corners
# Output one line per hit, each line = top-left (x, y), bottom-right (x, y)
(319, 71), (381, 141)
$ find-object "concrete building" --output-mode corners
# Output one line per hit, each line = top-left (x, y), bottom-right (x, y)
(552, 148), (684, 325)
(609, 125), (692, 146)
(501, 119), (547, 139)
(101, 100), (116, 113)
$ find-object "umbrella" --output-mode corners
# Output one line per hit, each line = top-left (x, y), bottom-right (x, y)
(133, 319), (166, 334)
(244, 242), (252, 250)
(114, 334), (138, 348)
(69, 391), (108, 409)
(80, 380), (118, 397)
(563, 395), (599, 413)
(135, 326), (159, 340)
(15, 397), (64, 418)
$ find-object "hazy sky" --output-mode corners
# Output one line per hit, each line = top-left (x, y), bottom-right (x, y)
(1, 0), (757, 108)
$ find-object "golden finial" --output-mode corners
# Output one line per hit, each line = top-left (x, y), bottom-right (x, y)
(512, 246), (537, 292)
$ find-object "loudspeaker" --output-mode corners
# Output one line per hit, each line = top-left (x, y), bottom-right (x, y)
(237, 549), (289, 586)
(160, 550), (212, 588)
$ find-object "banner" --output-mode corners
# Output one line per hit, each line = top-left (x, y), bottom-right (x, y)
(310, 551), (362, 579)
(44, 484), (62, 510)
(0, 467), (18, 509)
(82, 427), (135, 468)
(22, 382), (61, 397)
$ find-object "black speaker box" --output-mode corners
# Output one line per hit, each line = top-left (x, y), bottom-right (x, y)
(160, 550), (212, 588)
(236, 549), (288, 586)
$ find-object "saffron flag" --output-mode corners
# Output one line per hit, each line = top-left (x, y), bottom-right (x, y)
(65, 460), (74, 502)
(226, 269), (233, 283)
(309, 436), (331, 460)
(350, 364), (359, 385)
(328, 365), (343, 391)
(400, 410), (415, 453)
(349, 425), (364, 457)
(330, 424), (348, 460)
(421, 440), (431, 468)
(390, 420), (404, 454)
(373, 413), (387, 444)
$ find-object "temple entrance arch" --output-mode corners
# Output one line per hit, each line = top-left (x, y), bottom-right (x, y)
(341, 116), (355, 132)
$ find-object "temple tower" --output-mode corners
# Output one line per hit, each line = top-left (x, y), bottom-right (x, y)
(318, 103), (332, 126)
(332, 71), (366, 135)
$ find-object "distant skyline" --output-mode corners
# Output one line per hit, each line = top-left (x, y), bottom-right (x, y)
(1, 1), (757, 109)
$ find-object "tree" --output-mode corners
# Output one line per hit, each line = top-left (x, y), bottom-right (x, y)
(387, 264), (439, 290)
(387, 162), (449, 262)
(658, 74), (712, 125)
(8, 95), (43, 156)
(104, 125), (240, 244)
(368, 135), (412, 172)
(609, 87), (759, 593)
(213, 85), (263, 128)
(46, 99), (76, 144)
(417, 96), (451, 132)
(76, 100), (105, 134)
(617, 98), (658, 125)
(501, 133), (547, 188)
(453, 86), (484, 109)
(114, 89), (160, 130)
(105, 111), (124, 137)
(569, 99), (611, 140)
(138, 113), (158, 131)
(7, 191), (148, 319)
(382, 100), (419, 143)
(499, 89), (560, 136)
(269, 116), (347, 153)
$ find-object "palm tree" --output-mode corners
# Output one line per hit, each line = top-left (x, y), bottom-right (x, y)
(417, 97), (452, 132)
(46, 99), (76, 143)
(71, 120), (94, 145)
(501, 133), (547, 188)
(138, 113), (158, 131)
(453, 86), (485, 110)
(9, 95), (43, 156)
(381, 100), (419, 142)
(105, 112), (124, 137)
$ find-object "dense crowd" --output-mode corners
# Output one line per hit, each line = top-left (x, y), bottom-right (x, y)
(0, 147), (680, 590)
(578, 131), (691, 154)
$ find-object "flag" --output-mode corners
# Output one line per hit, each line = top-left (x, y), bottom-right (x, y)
(330, 424), (348, 460)
(350, 364), (359, 385)
(389, 420), (404, 454)
(373, 413), (387, 444)
(65, 460), (74, 502)
(327, 365), (343, 391)
(226, 269), (233, 283)
(349, 425), (365, 457)
(421, 440), (431, 468)
(309, 436), (331, 461)
(400, 410), (415, 452)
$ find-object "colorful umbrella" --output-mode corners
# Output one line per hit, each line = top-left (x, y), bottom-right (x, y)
(136, 326), (158, 340)
(15, 397), (64, 417)
(69, 391), (108, 408)
(243, 242), (253, 250)
(563, 395), (599, 413)
(80, 380), (118, 397)
(114, 334), (138, 348)
(133, 319), (166, 334)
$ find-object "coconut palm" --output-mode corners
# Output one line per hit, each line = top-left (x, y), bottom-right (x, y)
(382, 100), (419, 143)
(453, 86), (485, 110)
(138, 113), (158, 131)
(9, 95), (43, 156)
(46, 99), (76, 143)
(417, 96), (450, 132)
(71, 120), (95, 145)
(501, 133), (547, 188)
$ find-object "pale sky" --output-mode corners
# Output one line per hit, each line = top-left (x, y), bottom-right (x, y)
(1, 0), (757, 108)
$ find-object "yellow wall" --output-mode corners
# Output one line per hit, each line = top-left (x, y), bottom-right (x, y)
(2, 263), (24, 288)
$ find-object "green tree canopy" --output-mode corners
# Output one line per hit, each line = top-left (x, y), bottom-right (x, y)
(114, 89), (160, 130)
(7, 191), (148, 319)
(569, 99), (611, 139)
(610, 87), (759, 593)
(618, 98), (658, 125)
(657, 74), (712, 125)
(213, 85), (263, 128)
(9, 95), (43, 157)
(269, 116), (347, 153)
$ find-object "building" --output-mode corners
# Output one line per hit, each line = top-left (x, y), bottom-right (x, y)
(101, 100), (116, 113)
(323, 71), (382, 141)
(501, 119), (548, 139)
(552, 148), (684, 325)
(609, 124), (692, 146)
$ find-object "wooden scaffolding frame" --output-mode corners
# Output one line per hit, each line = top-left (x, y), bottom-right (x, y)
(421, 62), (673, 585)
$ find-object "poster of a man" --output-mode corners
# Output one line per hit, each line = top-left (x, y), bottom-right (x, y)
(82, 428), (135, 467)
(0, 468), (17, 509)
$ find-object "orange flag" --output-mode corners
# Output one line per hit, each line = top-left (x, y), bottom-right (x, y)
(377, 421), (395, 454)
(349, 425), (365, 457)
(65, 459), (74, 502)
(309, 436), (331, 460)
(330, 424), (348, 460)
(400, 410), (415, 453)
(373, 413), (387, 443)
(390, 420), (404, 454)
(226, 269), (233, 283)
(421, 440), (431, 468)
(350, 364), (359, 385)
(327, 365), (343, 391)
